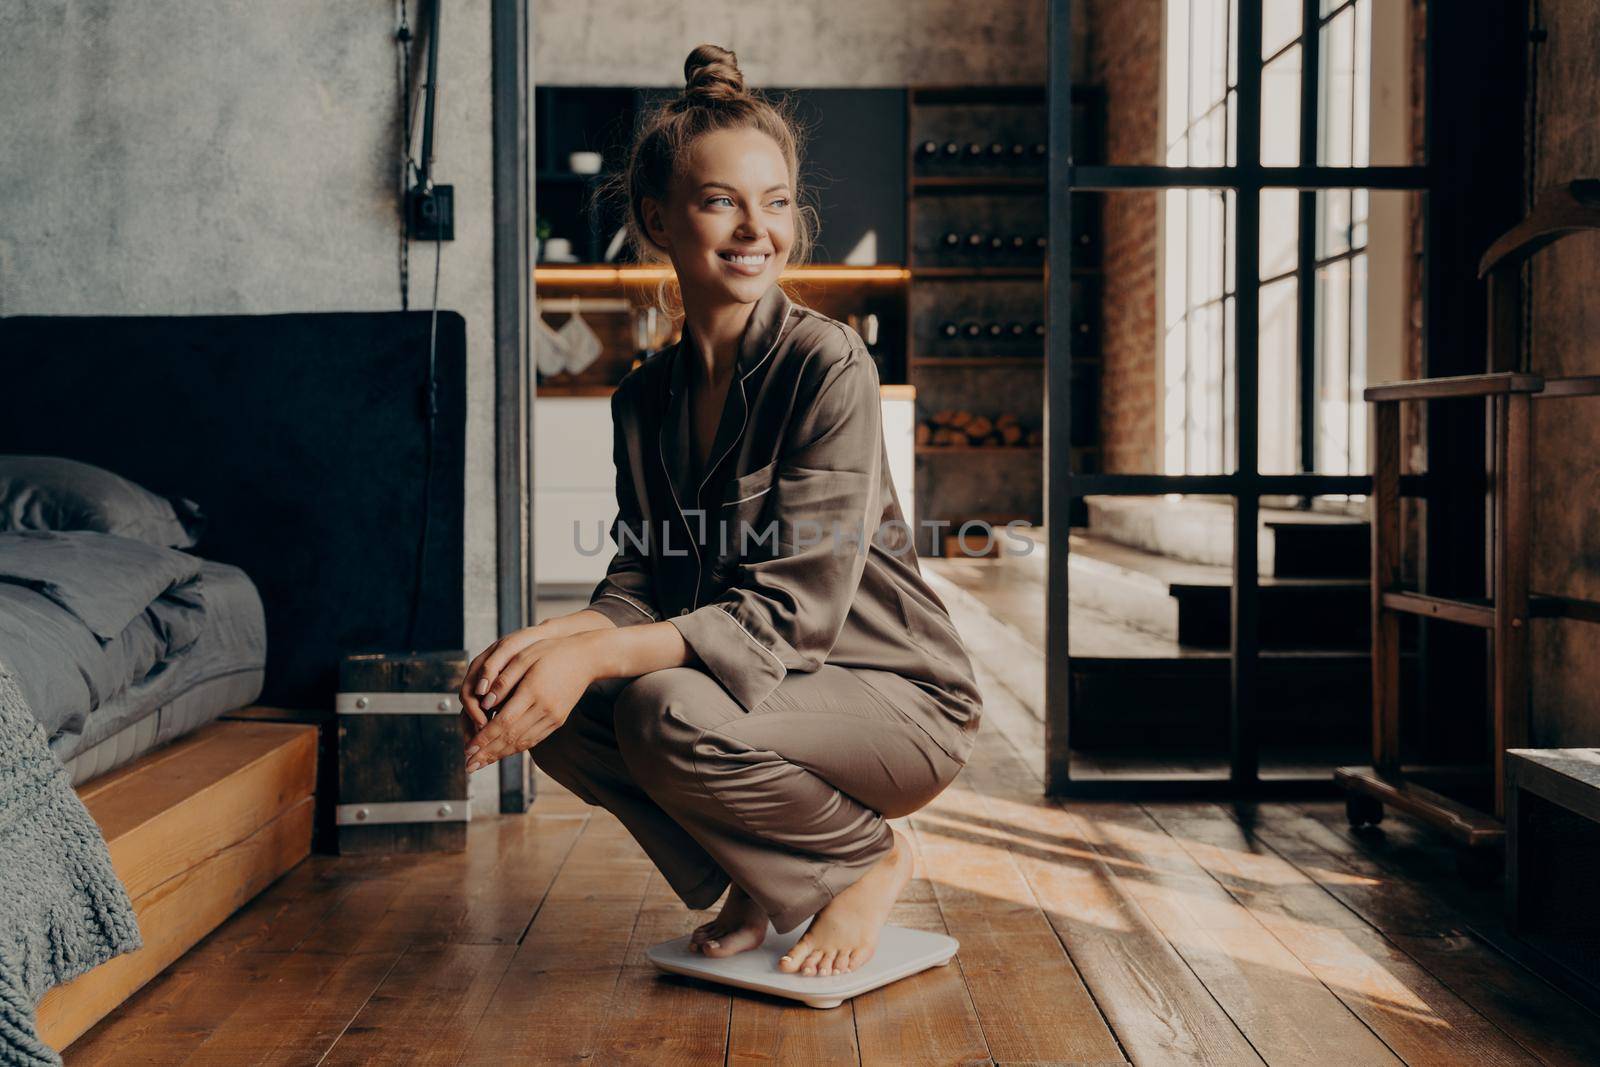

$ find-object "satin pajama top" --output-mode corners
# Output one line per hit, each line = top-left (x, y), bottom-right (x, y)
(581, 281), (983, 764)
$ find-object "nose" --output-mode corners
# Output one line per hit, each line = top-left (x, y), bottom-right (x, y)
(735, 214), (767, 241)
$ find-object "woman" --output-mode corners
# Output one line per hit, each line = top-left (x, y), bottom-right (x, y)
(459, 44), (983, 979)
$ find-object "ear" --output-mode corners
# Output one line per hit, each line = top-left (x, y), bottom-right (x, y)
(640, 196), (672, 253)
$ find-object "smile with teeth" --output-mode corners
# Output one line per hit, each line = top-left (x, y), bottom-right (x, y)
(718, 251), (770, 271)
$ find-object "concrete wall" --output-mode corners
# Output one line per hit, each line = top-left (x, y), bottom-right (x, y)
(0, 0), (501, 661)
(1527, 0), (1600, 746)
(533, 0), (1051, 86)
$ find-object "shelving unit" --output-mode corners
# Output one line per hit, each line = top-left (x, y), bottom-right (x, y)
(1337, 181), (1600, 876)
(904, 84), (1105, 550)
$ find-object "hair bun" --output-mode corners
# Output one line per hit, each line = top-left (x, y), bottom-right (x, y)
(682, 44), (745, 105)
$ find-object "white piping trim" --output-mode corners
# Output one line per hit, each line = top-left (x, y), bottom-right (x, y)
(599, 590), (657, 620)
(715, 603), (789, 676)
(720, 485), (771, 507)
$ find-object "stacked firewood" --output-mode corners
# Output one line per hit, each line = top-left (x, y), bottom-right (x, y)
(916, 409), (1043, 447)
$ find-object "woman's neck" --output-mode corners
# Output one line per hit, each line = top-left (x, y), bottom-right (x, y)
(681, 292), (759, 387)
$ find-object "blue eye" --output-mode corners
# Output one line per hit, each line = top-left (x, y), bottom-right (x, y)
(709, 195), (734, 206)
(771, 197), (790, 208)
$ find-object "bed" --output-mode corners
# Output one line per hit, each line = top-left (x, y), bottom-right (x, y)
(0, 454), (269, 783)
(0, 310), (466, 1056)
(48, 559), (265, 786)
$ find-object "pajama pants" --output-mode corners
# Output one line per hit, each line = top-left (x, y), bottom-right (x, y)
(530, 663), (966, 934)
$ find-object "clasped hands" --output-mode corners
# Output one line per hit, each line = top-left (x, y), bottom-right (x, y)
(459, 624), (603, 774)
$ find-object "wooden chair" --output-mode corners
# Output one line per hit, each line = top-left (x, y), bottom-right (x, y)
(1336, 179), (1600, 876)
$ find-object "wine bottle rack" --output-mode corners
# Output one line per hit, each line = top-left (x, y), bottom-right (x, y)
(904, 84), (1106, 550)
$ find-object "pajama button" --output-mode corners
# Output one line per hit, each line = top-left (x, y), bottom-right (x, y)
(679, 608), (691, 616)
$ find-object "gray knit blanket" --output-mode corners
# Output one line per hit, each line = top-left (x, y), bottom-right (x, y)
(0, 659), (141, 1066)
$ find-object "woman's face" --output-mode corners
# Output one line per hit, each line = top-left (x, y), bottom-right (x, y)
(642, 126), (795, 307)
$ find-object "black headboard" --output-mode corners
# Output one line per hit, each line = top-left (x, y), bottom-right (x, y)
(0, 311), (466, 710)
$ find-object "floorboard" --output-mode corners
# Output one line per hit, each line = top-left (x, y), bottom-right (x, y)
(68, 718), (1600, 1066)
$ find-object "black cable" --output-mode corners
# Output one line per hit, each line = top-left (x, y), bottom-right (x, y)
(399, 0), (442, 650)
(397, 0), (413, 310)
(405, 229), (443, 651)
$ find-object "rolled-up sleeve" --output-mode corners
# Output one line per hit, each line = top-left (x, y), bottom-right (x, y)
(585, 386), (663, 628)
(669, 344), (884, 711)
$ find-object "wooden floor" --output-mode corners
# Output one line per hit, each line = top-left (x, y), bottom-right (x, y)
(70, 682), (1600, 1065)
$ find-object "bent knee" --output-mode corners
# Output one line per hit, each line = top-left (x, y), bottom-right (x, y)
(611, 668), (717, 771)
(612, 669), (690, 748)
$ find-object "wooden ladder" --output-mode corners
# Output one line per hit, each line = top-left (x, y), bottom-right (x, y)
(1336, 179), (1600, 876)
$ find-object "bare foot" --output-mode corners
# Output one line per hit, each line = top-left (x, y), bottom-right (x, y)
(689, 883), (769, 959)
(778, 828), (913, 977)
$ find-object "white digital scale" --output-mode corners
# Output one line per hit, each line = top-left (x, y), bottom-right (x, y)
(646, 919), (959, 1009)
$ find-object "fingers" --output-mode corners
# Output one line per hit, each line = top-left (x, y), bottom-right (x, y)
(465, 696), (563, 774)
(479, 646), (541, 714)
(461, 692), (488, 730)
(477, 631), (541, 699)
(459, 648), (493, 728)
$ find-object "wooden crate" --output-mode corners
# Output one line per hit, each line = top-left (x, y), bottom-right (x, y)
(336, 649), (470, 854)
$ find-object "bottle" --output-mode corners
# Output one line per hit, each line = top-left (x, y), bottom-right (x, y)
(942, 231), (961, 249)
(1010, 234), (1028, 251)
(966, 142), (985, 159)
(986, 322), (1005, 338)
(962, 321), (983, 339)
(942, 141), (961, 158)
(1032, 142), (1047, 158)
(919, 139), (939, 157)
(1008, 321), (1026, 338)
(989, 141), (1006, 158)
(965, 232), (985, 250)
(939, 321), (960, 339)
(1031, 321), (1046, 338)
(989, 235), (1006, 252)
(1010, 142), (1026, 158)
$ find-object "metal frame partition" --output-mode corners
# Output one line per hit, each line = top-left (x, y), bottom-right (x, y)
(1044, 0), (1432, 795)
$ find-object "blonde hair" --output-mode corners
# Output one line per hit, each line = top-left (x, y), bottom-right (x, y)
(599, 44), (819, 318)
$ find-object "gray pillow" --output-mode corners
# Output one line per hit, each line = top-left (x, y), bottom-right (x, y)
(0, 455), (205, 549)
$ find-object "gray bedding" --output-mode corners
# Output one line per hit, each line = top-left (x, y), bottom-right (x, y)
(0, 530), (266, 770)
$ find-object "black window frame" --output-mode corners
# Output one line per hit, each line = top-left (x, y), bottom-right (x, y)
(1045, 0), (1433, 794)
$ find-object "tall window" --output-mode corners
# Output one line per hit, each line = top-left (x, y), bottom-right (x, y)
(1162, 0), (1386, 477)
(1161, 0), (1237, 475)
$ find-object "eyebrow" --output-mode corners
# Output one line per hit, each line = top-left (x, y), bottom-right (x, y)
(700, 182), (790, 194)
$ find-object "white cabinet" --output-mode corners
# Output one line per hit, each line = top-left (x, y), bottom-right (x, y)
(535, 391), (917, 589)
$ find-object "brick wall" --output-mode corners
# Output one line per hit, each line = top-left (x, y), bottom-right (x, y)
(1083, 0), (1163, 475)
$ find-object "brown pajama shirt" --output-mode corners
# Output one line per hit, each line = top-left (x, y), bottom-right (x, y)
(536, 281), (984, 933)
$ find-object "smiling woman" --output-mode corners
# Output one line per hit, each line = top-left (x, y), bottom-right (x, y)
(460, 43), (983, 985)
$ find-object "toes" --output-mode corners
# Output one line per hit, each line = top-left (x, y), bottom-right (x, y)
(837, 948), (855, 973)
(778, 937), (812, 973)
(818, 949), (838, 976)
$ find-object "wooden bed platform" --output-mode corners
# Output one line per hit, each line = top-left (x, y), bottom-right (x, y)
(36, 716), (317, 1052)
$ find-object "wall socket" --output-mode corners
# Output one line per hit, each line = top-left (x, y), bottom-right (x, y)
(406, 184), (455, 241)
